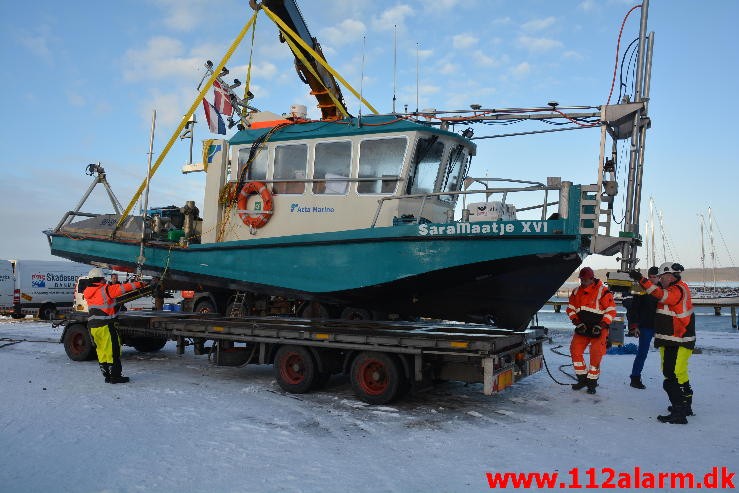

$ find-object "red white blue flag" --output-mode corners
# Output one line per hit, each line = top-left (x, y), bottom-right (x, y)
(213, 80), (234, 116)
(202, 98), (226, 135)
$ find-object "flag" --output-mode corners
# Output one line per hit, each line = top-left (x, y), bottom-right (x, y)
(202, 99), (226, 135)
(213, 80), (233, 116)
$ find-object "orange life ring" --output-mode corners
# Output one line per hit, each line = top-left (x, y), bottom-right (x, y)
(237, 181), (273, 228)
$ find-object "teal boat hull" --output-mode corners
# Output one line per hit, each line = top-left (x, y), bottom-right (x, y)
(49, 219), (584, 328)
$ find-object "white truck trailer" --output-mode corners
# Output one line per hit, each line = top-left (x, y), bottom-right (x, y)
(1, 260), (91, 319)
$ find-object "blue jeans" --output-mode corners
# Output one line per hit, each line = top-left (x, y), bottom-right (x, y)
(630, 328), (655, 378)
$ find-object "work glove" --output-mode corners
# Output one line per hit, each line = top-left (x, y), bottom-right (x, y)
(571, 316), (581, 326)
(627, 323), (638, 337)
(591, 324), (603, 336)
(628, 270), (643, 281)
(574, 323), (588, 335)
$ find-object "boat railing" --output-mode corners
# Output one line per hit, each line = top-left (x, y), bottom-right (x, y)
(370, 177), (572, 228)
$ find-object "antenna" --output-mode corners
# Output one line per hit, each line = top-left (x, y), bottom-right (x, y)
(358, 34), (366, 124)
(392, 25), (397, 113)
(415, 43), (420, 113)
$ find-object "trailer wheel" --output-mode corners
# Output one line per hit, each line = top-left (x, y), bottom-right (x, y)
(130, 337), (168, 353)
(37, 303), (57, 320)
(194, 299), (217, 314)
(340, 307), (372, 320)
(274, 345), (316, 394)
(63, 324), (97, 362)
(350, 352), (403, 405)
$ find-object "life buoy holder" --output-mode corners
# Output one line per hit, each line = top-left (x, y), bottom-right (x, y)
(236, 181), (273, 229)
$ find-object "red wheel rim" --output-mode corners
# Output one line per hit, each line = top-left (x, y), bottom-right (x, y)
(280, 352), (305, 385)
(357, 359), (388, 395)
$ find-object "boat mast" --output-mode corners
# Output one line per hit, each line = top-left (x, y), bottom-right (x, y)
(699, 213), (706, 289)
(137, 110), (156, 277)
(620, 0), (654, 271)
(649, 197), (656, 267)
(709, 206), (717, 292)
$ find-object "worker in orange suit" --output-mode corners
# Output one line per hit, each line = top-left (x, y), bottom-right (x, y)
(83, 268), (147, 383)
(566, 267), (617, 394)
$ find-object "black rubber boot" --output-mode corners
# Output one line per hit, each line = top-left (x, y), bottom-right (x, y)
(109, 361), (130, 384)
(630, 375), (646, 389)
(99, 363), (111, 383)
(586, 378), (598, 395)
(658, 405), (688, 424)
(571, 374), (588, 390)
(669, 382), (694, 416)
(658, 378), (687, 423)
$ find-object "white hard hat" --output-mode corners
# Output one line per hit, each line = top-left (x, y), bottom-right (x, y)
(87, 267), (105, 278)
(657, 262), (684, 276)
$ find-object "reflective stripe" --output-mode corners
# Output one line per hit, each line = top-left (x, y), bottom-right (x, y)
(660, 290), (669, 303)
(657, 308), (694, 318)
(579, 306), (611, 315)
(602, 314), (614, 323)
(567, 304), (577, 311)
(595, 285), (604, 311)
(654, 333), (696, 343)
(645, 285), (657, 294)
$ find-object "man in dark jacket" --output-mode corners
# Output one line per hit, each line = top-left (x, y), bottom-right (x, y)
(625, 266), (659, 389)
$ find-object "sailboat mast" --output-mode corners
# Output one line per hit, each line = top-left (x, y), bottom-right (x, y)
(708, 207), (717, 292)
(649, 197), (656, 267)
(699, 214), (706, 289)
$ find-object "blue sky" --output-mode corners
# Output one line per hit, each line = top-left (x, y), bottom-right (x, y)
(1, 0), (737, 270)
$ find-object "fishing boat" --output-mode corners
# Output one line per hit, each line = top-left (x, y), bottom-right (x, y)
(45, 0), (654, 328)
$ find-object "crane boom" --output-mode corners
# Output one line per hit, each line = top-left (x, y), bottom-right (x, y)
(252, 0), (348, 120)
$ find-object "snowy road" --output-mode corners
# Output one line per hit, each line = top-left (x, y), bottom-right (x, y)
(1, 318), (737, 492)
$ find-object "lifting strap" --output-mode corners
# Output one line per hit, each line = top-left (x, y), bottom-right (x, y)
(261, 5), (378, 115)
(114, 11), (260, 234)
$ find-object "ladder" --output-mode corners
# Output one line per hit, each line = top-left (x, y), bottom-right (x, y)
(229, 291), (248, 318)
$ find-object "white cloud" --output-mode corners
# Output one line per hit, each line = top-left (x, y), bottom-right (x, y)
(321, 19), (367, 46)
(472, 50), (505, 68)
(17, 25), (53, 60)
(563, 50), (584, 61)
(152, 0), (210, 32)
(452, 34), (478, 50)
(518, 36), (563, 53)
(511, 62), (532, 77)
(122, 36), (201, 82)
(66, 91), (85, 107)
(438, 62), (459, 75)
(372, 4), (414, 31)
(522, 17), (557, 32)
(579, 0), (596, 12)
(230, 61), (279, 81)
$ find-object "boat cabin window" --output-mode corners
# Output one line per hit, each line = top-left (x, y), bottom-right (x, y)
(237, 146), (268, 181)
(313, 141), (351, 195)
(439, 145), (467, 202)
(273, 144), (307, 194)
(407, 136), (445, 195)
(357, 137), (407, 194)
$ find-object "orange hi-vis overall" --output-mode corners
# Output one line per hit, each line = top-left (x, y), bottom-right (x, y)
(566, 279), (617, 381)
(83, 280), (144, 365)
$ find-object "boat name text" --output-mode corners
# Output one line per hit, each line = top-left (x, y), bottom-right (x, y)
(418, 221), (548, 236)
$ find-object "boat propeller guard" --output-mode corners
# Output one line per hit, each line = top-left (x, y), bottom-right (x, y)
(237, 181), (273, 229)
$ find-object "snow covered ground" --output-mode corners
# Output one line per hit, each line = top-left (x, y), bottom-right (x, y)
(1, 310), (737, 493)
